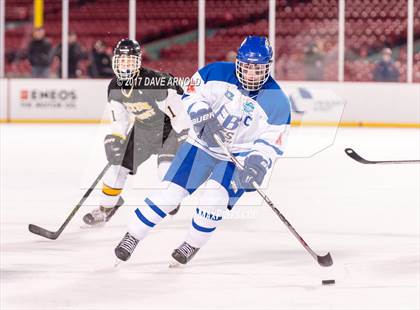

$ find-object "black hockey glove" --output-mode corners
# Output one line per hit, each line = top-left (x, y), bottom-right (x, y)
(238, 154), (270, 189)
(189, 107), (226, 148)
(104, 134), (127, 165)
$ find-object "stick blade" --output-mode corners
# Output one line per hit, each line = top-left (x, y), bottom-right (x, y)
(345, 148), (371, 164)
(28, 224), (58, 240)
(345, 148), (420, 165)
(317, 252), (333, 267)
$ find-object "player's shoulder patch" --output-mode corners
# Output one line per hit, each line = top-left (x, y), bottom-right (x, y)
(198, 62), (238, 85)
(256, 78), (291, 126)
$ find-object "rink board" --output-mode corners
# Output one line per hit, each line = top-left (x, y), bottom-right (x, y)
(0, 78), (419, 126)
(284, 81), (420, 127)
(0, 79), (7, 121)
(7, 79), (109, 122)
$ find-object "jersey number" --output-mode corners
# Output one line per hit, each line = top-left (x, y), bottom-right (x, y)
(167, 106), (176, 118)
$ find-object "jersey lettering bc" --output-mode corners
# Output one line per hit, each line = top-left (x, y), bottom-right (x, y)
(182, 62), (291, 162)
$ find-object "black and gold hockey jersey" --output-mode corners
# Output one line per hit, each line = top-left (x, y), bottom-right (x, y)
(107, 67), (184, 131)
(106, 67), (189, 172)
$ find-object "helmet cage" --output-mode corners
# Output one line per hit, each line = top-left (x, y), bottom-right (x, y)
(112, 54), (141, 80)
(235, 59), (272, 91)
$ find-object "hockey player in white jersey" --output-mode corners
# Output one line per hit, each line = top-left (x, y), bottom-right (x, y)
(82, 39), (187, 226)
(114, 36), (291, 264)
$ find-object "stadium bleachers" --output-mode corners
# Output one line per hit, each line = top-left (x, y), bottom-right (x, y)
(4, 0), (420, 81)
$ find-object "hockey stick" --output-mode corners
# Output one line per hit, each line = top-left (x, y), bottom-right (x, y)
(214, 135), (333, 267)
(345, 148), (420, 165)
(28, 163), (112, 240)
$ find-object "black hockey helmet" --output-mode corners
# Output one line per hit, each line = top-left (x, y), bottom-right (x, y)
(112, 38), (142, 80)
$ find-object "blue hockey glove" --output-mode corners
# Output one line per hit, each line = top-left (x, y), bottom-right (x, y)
(189, 107), (225, 147)
(238, 154), (270, 189)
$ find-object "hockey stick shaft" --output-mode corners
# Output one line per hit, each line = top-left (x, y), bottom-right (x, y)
(214, 135), (333, 267)
(28, 163), (112, 239)
(345, 148), (420, 164)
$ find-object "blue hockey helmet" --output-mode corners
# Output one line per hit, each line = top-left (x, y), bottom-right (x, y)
(236, 36), (273, 91)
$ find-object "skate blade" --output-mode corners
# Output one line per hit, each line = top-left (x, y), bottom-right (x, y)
(114, 258), (123, 268)
(168, 258), (182, 268)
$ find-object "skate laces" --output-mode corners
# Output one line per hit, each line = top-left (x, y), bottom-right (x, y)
(178, 242), (196, 258)
(119, 233), (139, 254)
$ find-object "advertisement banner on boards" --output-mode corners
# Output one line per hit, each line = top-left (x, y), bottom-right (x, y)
(282, 81), (420, 125)
(9, 79), (110, 121)
(5, 78), (420, 125)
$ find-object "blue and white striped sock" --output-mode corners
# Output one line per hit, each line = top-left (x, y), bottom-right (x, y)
(128, 197), (168, 240)
(127, 182), (189, 240)
(185, 207), (224, 248)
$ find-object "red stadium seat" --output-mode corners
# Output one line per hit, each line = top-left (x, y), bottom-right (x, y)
(4, 0), (419, 80)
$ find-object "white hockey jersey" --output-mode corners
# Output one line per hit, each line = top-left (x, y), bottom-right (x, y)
(183, 62), (291, 165)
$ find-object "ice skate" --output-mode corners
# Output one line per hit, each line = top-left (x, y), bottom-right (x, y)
(114, 232), (140, 262)
(169, 241), (200, 267)
(82, 197), (124, 226)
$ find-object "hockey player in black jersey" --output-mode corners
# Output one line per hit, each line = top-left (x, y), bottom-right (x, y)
(83, 38), (188, 226)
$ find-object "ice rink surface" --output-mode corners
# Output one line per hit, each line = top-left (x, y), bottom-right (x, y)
(1, 124), (419, 310)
